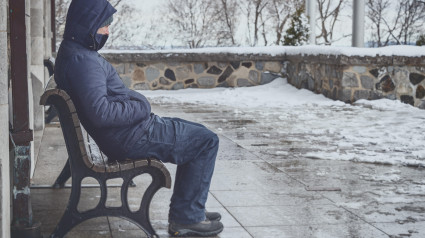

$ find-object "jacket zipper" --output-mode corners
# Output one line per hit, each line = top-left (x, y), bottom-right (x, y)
(90, 34), (97, 51)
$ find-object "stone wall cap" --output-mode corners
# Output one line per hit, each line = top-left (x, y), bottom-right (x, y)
(101, 45), (425, 64)
(101, 45), (425, 57)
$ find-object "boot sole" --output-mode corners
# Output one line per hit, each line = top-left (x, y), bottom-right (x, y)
(168, 226), (224, 237)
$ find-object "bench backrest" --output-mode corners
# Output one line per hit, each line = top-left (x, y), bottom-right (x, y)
(40, 88), (116, 173)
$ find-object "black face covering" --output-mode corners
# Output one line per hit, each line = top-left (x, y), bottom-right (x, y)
(94, 33), (109, 51)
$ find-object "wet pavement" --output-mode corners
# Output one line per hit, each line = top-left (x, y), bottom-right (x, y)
(31, 102), (425, 238)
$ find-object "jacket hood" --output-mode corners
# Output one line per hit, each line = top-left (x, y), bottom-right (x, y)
(63, 0), (116, 51)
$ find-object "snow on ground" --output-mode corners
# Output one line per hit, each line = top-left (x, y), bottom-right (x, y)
(140, 78), (344, 108)
(138, 78), (425, 167)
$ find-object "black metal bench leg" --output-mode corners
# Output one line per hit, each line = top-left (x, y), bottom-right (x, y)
(45, 106), (58, 124)
(129, 179), (136, 187)
(50, 177), (84, 238)
(53, 159), (71, 188)
(49, 208), (80, 238)
(131, 170), (165, 237)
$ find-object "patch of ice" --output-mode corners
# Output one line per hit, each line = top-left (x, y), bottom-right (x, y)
(275, 151), (288, 156)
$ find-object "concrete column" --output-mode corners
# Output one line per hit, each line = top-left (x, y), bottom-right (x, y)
(0, 0), (11, 236)
(43, 0), (52, 84)
(25, 0), (37, 178)
(29, 0), (44, 177)
(352, 0), (365, 47)
(31, 0), (45, 132)
(306, 0), (316, 45)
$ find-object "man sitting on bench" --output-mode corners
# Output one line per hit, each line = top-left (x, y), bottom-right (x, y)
(54, 0), (223, 236)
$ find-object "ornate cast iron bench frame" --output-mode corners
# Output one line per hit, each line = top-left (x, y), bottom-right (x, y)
(40, 85), (171, 238)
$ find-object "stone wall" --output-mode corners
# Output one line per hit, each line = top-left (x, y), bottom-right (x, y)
(283, 54), (425, 109)
(102, 50), (425, 109)
(104, 53), (283, 90)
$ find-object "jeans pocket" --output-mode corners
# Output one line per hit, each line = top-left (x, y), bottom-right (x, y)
(149, 120), (175, 146)
(127, 137), (149, 159)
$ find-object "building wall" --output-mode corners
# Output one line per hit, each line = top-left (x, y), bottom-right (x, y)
(0, 0), (10, 236)
(1, 0), (51, 234)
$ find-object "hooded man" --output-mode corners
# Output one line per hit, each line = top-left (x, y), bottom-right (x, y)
(54, 0), (223, 236)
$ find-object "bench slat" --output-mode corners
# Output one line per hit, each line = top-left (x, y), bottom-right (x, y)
(82, 154), (95, 169)
(66, 100), (77, 113)
(92, 164), (106, 173)
(75, 126), (84, 142)
(40, 89), (61, 106)
(57, 90), (71, 101)
(71, 113), (80, 128)
(150, 160), (172, 188)
(105, 163), (120, 173)
(118, 160), (135, 171)
(134, 160), (148, 168)
(78, 141), (95, 169)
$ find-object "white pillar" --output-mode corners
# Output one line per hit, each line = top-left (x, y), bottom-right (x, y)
(31, 0), (45, 132)
(44, 0), (52, 85)
(25, 0), (37, 178)
(306, 0), (316, 45)
(0, 0), (11, 236)
(352, 0), (365, 47)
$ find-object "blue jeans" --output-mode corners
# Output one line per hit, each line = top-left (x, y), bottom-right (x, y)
(127, 115), (219, 224)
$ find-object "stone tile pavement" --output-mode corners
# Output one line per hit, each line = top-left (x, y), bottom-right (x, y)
(31, 103), (425, 238)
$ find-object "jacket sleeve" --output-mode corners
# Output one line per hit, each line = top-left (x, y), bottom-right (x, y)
(67, 56), (150, 128)
(126, 87), (150, 102)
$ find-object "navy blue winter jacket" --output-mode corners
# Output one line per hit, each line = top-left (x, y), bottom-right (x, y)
(55, 0), (154, 161)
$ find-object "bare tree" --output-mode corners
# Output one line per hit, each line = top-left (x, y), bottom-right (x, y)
(213, 0), (239, 46)
(165, 0), (223, 48)
(366, 0), (392, 47)
(267, 0), (303, 45)
(240, 0), (270, 46)
(55, 0), (71, 43)
(391, 0), (425, 45)
(105, 3), (142, 48)
(135, 18), (170, 50)
(367, 0), (425, 46)
(316, 0), (347, 45)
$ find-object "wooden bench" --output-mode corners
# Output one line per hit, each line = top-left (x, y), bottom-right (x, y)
(40, 82), (171, 238)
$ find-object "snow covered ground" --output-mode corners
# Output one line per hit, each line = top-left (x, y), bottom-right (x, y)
(138, 78), (425, 167)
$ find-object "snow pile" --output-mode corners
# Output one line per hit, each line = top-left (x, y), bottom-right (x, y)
(139, 78), (344, 108)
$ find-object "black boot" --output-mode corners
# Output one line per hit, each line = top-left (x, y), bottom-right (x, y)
(168, 220), (224, 237)
(206, 211), (221, 221)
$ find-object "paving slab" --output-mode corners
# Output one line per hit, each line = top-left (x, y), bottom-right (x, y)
(210, 171), (306, 193)
(226, 204), (364, 227)
(372, 221), (425, 238)
(246, 224), (389, 238)
(210, 190), (331, 207)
